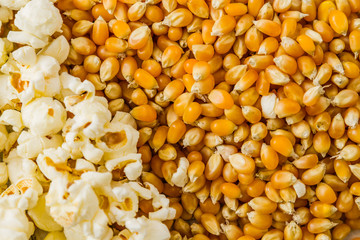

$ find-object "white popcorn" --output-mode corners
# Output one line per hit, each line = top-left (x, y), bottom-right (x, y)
(60, 72), (95, 99)
(261, 93), (278, 119)
(148, 207), (176, 221)
(64, 209), (113, 240)
(17, 131), (63, 158)
(18, 55), (61, 103)
(7, 31), (48, 49)
(110, 111), (137, 130)
(0, 208), (34, 239)
(0, 109), (23, 132)
(39, 36), (70, 64)
(75, 158), (96, 172)
(14, 0), (62, 39)
(5, 149), (38, 184)
(46, 177), (100, 227)
(125, 217), (171, 240)
(105, 153), (142, 180)
(65, 96), (111, 139)
(36, 147), (71, 180)
(0, 74), (16, 108)
(0, 6), (13, 22)
(97, 123), (139, 160)
(171, 157), (189, 187)
(12, 46), (37, 66)
(0, 0), (29, 10)
(22, 97), (66, 136)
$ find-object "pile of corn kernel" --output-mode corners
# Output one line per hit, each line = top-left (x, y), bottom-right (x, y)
(1, 0), (360, 239)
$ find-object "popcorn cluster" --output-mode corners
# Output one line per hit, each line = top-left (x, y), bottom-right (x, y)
(0, 0), (175, 239)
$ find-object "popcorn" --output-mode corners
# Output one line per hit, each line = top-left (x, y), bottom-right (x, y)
(0, 109), (23, 132)
(12, 46), (37, 66)
(105, 153), (142, 180)
(46, 176), (100, 227)
(14, 0), (62, 38)
(7, 31), (48, 49)
(17, 131), (63, 158)
(171, 157), (189, 187)
(0, 208), (34, 240)
(18, 55), (61, 103)
(27, 194), (62, 232)
(0, 74), (17, 108)
(60, 72), (95, 99)
(0, 0), (29, 10)
(110, 111), (137, 130)
(261, 92), (278, 119)
(39, 36), (70, 65)
(21, 97), (66, 136)
(36, 147), (71, 180)
(125, 217), (171, 240)
(5, 149), (38, 184)
(97, 123), (139, 160)
(65, 96), (111, 139)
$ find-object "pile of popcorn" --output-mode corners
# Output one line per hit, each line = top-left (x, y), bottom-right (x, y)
(0, 0), (176, 239)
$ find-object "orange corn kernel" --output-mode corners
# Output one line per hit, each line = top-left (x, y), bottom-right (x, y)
(211, 15), (236, 36)
(183, 102), (202, 124)
(128, 25), (151, 49)
(208, 89), (234, 109)
(167, 119), (187, 144)
(297, 34), (316, 56)
(130, 104), (157, 122)
(220, 183), (242, 199)
(270, 170), (297, 189)
(260, 144), (279, 170)
(210, 119), (237, 137)
(187, 0), (209, 18)
(134, 69), (159, 89)
(253, 19), (281, 37)
(273, 55), (297, 75)
(274, 98), (301, 118)
(245, 26), (264, 52)
(329, 10), (348, 36)
(270, 135), (294, 157)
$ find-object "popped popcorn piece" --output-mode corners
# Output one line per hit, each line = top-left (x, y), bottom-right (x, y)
(0, 0), (29, 10)
(97, 123), (139, 160)
(60, 72), (95, 99)
(64, 209), (113, 240)
(171, 157), (189, 187)
(18, 55), (61, 103)
(21, 97), (66, 136)
(46, 176), (100, 227)
(39, 36), (70, 65)
(261, 93), (277, 119)
(27, 194), (62, 232)
(125, 216), (171, 240)
(5, 149), (38, 184)
(12, 46), (37, 66)
(17, 131), (63, 158)
(0, 207), (34, 239)
(0, 74), (16, 108)
(75, 158), (96, 173)
(13, 0), (62, 38)
(105, 153), (142, 180)
(110, 111), (137, 130)
(0, 109), (23, 132)
(65, 96), (111, 139)
(7, 31), (48, 49)
(36, 147), (71, 180)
